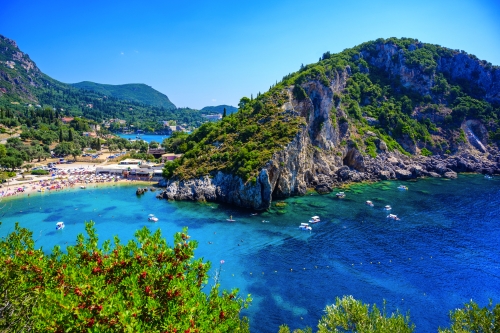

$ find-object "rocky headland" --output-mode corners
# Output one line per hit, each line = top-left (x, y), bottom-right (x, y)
(158, 38), (500, 210)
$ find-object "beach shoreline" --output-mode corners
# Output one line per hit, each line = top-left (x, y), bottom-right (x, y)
(1, 161), (161, 202)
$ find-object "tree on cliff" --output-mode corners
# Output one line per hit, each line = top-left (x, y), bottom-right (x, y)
(0, 222), (251, 332)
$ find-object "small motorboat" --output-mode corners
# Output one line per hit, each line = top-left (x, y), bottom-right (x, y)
(384, 205), (392, 211)
(261, 220), (270, 223)
(397, 185), (408, 190)
(148, 214), (159, 222)
(309, 216), (320, 223)
(226, 215), (236, 222)
(80, 185), (86, 189)
(366, 200), (374, 207)
(484, 175), (493, 179)
(335, 192), (345, 198)
(55, 222), (65, 230)
(387, 214), (400, 221)
(299, 223), (312, 231)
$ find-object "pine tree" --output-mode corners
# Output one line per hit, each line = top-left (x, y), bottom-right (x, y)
(68, 128), (74, 142)
(59, 129), (63, 143)
(222, 107), (227, 118)
(96, 138), (101, 151)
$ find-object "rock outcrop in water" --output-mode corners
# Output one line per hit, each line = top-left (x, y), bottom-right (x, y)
(159, 38), (500, 210)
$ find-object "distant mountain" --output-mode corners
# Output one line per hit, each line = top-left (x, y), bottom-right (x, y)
(71, 81), (176, 109)
(201, 105), (237, 115)
(0, 34), (205, 131)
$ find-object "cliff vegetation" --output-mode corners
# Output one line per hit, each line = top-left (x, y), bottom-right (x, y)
(162, 37), (500, 185)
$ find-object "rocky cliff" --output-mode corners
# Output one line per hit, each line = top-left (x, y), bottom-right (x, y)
(159, 38), (500, 210)
(0, 35), (45, 102)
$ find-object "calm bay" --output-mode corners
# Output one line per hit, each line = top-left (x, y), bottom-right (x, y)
(1, 175), (499, 332)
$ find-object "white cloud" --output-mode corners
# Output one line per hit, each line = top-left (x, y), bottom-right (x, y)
(120, 52), (124, 55)
(211, 99), (216, 102)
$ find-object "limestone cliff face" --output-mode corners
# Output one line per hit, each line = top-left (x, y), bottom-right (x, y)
(160, 168), (273, 210)
(359, 42), (500, 103)
(0, 34), (44, 102)
(161, 41), (500, 210)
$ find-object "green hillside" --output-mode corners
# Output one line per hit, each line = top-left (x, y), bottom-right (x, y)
(71, 81), (176, 109)
(0, 34), (204, 132)
(163, 37), (500, 181)
(201, 105), (237, 115)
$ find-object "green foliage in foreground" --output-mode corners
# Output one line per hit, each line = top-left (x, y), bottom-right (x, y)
(1, 222), (497, 333)
(279, 296), (499, 333)
(0, 222), (251, 332)
(438, 300), (500, 333)
(279, 296), (414, 333)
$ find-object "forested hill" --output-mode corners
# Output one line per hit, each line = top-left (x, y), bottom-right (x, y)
(201, 105), (237, 115)
(161, 37), (500, 210)
(0, 34), (204, 131)
(71, 81), (176, 109)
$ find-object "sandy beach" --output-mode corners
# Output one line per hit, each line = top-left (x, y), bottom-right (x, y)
(0, 161), (158, 201)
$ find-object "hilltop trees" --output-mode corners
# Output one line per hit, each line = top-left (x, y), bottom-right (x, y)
(0, 222), (251, 332)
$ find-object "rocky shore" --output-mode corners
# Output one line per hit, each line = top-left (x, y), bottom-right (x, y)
(157, 144), (499, 211)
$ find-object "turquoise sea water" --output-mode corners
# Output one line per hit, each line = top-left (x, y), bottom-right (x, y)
(0, 175), (499, 332)
(117, 133), (169, 143)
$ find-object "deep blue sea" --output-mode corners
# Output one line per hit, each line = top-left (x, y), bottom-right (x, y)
(1, 175), (499, 332)
(117, 133), (169, 143)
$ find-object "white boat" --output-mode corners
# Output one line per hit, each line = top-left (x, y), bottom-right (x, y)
(387, 214), (400, 221)
(366, 200), (374, 207)
(309, 216), (320, 223)
(80, 186), (86, 189)
(299, 222), (312, 231)
(336, 192), (345, 198)
(384, 205), (392, 211)
(484, 175), (493, 179)
(55, 222), (65, 230)
(397, 185), (408, 190)
(148, 214), (159, 222)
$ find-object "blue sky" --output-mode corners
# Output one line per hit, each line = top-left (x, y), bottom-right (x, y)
(1, 0), (499, 109)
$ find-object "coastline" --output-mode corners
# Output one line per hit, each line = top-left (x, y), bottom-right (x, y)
(0, 179), (158, 203)
(1, 161), (160, 202)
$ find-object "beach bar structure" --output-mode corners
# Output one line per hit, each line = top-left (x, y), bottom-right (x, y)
(119, 159), (143, 165)
(95, 165), (131, 176)
(95, 163), (165, 181)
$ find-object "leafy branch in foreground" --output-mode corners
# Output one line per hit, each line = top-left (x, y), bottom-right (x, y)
(0, 221), (251, 332)
(278, 296), (499, 333)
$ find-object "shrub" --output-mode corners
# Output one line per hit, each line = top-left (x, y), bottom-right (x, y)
(292, 85), (307, 101)
(0, 222), (251, 332)
(30, 169), (49, 175)
(420, 147), (433, 156)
